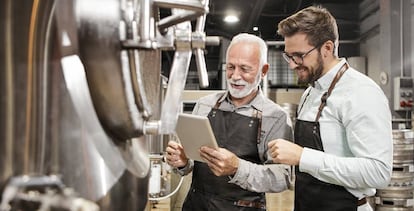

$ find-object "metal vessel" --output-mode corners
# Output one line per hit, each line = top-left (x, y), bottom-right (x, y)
(0, 0), (214, 210)
(376, 130), (414, 211)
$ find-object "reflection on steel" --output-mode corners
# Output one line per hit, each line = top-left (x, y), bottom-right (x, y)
(117, 138), (151, 179)
(154, 0), (208, 32)
(121, 1), (153, 120)
(75, 0), (148, 140)
(194, 0), (210, 88)
(0, 175), (99, 211)
(75, 0), (211, 139)
(0, 0), (212, 210)
(61, 55), (127, 199)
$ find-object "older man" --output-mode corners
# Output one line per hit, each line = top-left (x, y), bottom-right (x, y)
(166, 33), (293, 211)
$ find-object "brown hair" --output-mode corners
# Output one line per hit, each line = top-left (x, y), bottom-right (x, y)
(277, 6), (338, 47)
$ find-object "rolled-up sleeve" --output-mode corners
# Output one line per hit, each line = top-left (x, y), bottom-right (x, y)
(229, 106), (294, 192)
(229, 159), (291, 192)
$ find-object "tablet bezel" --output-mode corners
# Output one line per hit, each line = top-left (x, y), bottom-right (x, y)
(175, 113), (218, 162)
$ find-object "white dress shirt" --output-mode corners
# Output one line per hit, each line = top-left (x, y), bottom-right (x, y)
(297, 58), (393, 210)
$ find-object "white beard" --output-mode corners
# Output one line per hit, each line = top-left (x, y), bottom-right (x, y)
(227, 73), (261, 98)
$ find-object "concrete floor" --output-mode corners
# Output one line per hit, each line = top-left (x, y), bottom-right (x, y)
(266, 191), (294, 211)
(149, 173), (294, 211)
(149, 191), (294, 211)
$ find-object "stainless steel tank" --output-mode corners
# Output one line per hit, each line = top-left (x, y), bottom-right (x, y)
(0, 0), (212, 210)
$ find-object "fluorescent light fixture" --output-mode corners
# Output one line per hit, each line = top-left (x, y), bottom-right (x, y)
(224, 15), (239, 23)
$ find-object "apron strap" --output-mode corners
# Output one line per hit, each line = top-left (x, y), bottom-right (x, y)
(213, 93), (263, 144)
(213, 93), (225, 109)
(315, 63), (349, 122)
(252, 109), (263, 143)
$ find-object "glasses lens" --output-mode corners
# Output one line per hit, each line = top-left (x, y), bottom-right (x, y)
(282, 53), (303, 65)
(282, 53), (291, 63)
(292, 56), (302, 65)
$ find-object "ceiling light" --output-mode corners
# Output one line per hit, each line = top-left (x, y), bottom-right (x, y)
(253, 26), (259, 31)
(224, 15), (239, 23)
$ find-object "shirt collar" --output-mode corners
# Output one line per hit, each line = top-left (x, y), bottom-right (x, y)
(314, 58), (347, 90)
(221, 87), (265, 111)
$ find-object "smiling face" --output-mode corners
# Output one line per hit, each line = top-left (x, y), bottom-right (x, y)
(284, 33), (325, 86)
(225, 42), (264, 101)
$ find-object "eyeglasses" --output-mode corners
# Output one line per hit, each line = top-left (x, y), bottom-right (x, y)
(282, 45), (319, 65)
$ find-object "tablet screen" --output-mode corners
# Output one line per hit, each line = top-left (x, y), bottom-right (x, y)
(175, 113), (218, 162)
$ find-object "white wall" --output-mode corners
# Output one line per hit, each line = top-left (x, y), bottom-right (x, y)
(360, 35), (382, 85)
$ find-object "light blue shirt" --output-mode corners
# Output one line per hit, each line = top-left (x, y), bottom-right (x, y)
(178, 88), (294, 193)
(297, 58), (393, 199)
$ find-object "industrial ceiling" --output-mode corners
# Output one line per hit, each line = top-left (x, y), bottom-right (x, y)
(205, 0), (364, 41)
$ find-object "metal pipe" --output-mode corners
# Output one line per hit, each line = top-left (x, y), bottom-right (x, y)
(194, 0), (210, 88)
(139, 0), (153, 48)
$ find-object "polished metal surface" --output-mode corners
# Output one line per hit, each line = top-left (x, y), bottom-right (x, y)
(75, 0), (154, 140)
(0, 0), (57, 191)
(392, 130), (414, 164)
(61, 55), (128, 199)
(376, 129), (414, 210)
(0, 175), (99, 211)
(0, 0), (210, 210)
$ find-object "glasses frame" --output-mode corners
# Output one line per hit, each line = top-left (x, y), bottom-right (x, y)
(282, 45), (320, 65)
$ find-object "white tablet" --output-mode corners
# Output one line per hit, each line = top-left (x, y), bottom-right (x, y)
(175, 113), (218, 162)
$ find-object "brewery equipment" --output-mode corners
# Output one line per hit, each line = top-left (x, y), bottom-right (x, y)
(0, 0), (216, 210)
(376, 129), (414, 211)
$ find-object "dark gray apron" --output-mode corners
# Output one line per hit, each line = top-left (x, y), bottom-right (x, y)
(294, 64), (361, 211)
(183, 99), (265, 211)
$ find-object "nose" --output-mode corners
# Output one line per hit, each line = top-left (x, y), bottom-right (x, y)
(229, 67), (242, 80)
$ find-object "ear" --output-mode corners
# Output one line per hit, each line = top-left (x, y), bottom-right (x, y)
(322, 40), (335, 57)
(261, 63), (269, 77)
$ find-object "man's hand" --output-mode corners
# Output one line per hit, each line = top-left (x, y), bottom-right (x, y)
(165, 141), (188, 168)
(199, 146), (239, 176)
(268, 139), (303, 166)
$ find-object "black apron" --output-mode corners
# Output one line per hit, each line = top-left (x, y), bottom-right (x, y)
(183, 100), (265, 211)
(294, 64), (360, 211)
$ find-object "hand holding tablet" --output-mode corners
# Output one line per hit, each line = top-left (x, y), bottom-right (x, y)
(175, 113), (218, 162)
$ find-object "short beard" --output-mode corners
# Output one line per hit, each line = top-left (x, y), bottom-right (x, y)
(297, 51), (324, 86)
(227, 72), (261, 98)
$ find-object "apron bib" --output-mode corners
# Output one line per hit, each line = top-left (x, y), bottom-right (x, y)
(294, 64), (360, 211)
(183, 100), (265, 211)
